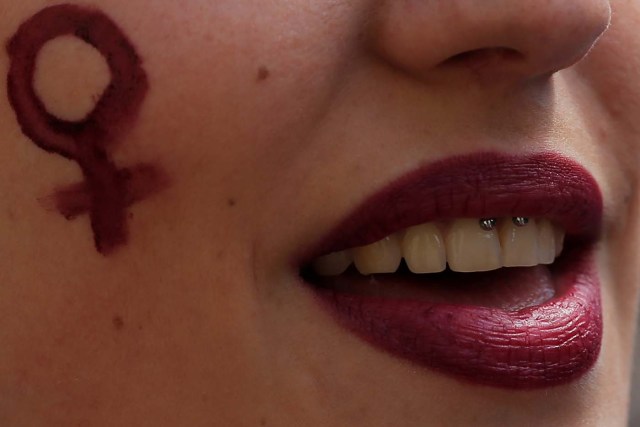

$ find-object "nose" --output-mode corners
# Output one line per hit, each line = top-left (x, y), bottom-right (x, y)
(371, 0), (611, 81)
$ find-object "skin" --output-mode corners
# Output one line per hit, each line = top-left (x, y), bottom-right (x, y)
(0, 0), (639, 425)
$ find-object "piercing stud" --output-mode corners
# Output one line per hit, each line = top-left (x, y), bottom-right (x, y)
(479, 218), (498, 231)
(512, 217), (529, 227)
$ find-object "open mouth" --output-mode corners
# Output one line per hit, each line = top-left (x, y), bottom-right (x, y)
(304, 216), (565, 311)
(298, 152), (603, 389)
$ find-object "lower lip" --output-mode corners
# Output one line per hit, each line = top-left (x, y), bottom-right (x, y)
(311, 244), (602, 389)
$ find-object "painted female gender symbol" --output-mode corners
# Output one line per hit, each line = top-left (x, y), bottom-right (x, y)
(6, 4), (165, 255)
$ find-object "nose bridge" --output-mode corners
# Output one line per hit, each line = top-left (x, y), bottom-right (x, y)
(372, 0), (612, 79)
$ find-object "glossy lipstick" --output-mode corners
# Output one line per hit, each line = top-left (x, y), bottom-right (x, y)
(302, 152), (603, 389)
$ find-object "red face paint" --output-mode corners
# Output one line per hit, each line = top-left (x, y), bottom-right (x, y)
(6, 4), (166, 255)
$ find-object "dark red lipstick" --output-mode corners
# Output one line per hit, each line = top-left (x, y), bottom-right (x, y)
(301, 152), (603, 389)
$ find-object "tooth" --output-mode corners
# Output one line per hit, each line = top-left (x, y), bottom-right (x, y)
(402, 223), (446, 273)
(353, 234), (402, 274)
(445, 219), (502, 272)
(554, 226), (565, 256)
(312, 250), (352, 276)
(499, 218), (539, 267)
(537, 220), (556, 264)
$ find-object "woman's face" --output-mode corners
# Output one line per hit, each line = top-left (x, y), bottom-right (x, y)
(1, 0), (640, 425)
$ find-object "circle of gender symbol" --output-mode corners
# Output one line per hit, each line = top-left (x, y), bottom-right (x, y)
(6, 4), (158, 255)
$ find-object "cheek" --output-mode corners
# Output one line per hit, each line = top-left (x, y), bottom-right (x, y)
(120, 2), (367, 266)
(573, 0), (640, 285)
(131, 0), (361, 179)
(575, 0), (640, 137)
(574, 0), (640, 381)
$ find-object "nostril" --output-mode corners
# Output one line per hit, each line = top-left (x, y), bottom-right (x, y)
(372, 0), (611, 82)
(440, 47), (524, 69)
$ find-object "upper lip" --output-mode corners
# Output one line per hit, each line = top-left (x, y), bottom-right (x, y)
(301, 151), (603, 264)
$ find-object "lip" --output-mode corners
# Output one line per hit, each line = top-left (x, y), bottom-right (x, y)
(299, 151), (603, 389)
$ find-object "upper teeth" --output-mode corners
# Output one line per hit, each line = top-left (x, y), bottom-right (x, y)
(311, 218), (565, 276)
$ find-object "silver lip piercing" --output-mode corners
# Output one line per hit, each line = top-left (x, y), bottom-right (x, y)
(479, 218), (498, 231)
(512, 217), (529, 227)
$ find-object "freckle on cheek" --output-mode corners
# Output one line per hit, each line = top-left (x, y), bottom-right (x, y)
(6, 4), (168, 255)
(257, 66), (270, 82)
(112, 315), (124, 331)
